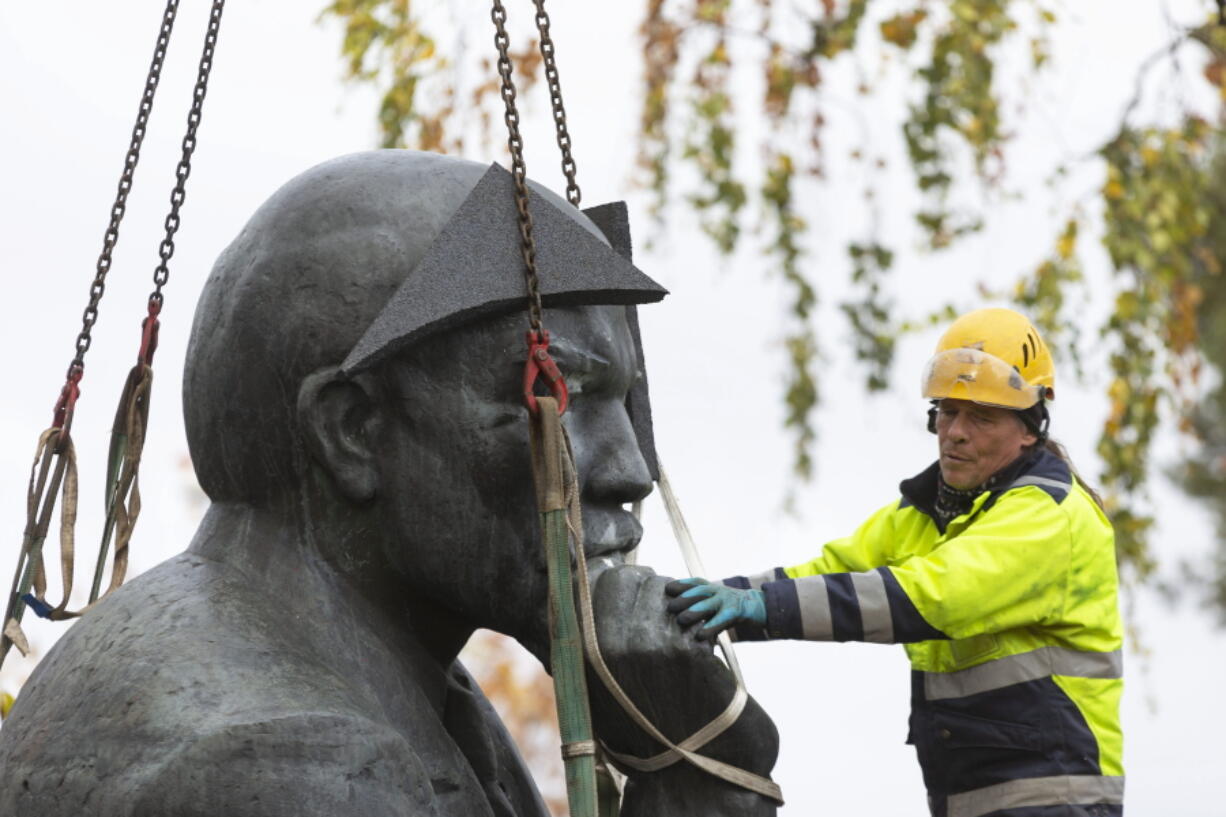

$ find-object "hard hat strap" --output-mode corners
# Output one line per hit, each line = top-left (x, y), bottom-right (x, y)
(1017, 400), (1051, 444)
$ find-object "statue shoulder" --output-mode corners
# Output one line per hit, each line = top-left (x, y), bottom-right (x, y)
(1, 556), (439, 817)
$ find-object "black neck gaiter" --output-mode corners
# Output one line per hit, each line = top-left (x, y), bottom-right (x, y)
(933, 450), (1037, 532)
(933, 476), (979, 531)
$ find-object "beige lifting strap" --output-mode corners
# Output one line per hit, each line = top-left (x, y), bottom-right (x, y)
(655, 462), (746, 685)
(6, 365), (151, 658)
(536, 401), (783, 805)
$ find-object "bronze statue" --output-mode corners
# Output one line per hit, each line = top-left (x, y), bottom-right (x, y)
(0, 151), (778, 816)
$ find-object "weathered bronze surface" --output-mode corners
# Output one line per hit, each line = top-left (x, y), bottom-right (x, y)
(0, 151), (777, 816)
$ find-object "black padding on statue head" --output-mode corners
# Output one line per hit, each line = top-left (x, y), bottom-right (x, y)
(582, 201), (660, 481)
(342, 164), (668, 375)
(581, 201), (633, 260)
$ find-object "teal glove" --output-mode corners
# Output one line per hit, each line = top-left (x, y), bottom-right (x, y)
(664, 578), (766, 640)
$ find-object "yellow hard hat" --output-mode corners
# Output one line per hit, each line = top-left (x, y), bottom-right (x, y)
(921, 308), (1055, 409)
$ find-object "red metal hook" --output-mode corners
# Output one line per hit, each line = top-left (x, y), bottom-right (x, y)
(138, 298), (162, 367)
(51, 364), (84, 431)
(523, 329), (568, 415)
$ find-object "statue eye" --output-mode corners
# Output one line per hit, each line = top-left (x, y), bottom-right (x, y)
(490, 410), (521, 429)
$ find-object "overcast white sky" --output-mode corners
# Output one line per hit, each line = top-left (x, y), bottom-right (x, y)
(2, 2), (1225, 814)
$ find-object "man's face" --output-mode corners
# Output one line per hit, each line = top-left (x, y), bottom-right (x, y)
(935, 398), (1036, 490)
(372, 305), (652, 655)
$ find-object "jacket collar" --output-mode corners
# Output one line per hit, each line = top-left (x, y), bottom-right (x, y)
(899, 446), (1055, 529)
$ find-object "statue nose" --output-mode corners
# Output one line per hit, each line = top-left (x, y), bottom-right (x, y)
(589, 445), (653, 506)
(566, 404), (653, 506)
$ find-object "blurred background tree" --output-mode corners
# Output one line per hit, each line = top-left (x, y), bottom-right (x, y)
(321, 0), (1226, 622)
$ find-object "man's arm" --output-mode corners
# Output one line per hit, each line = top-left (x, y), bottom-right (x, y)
(754, 488), (1071, 644)
(724, 499), (902, 591)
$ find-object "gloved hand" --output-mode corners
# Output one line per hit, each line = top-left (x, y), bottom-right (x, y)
(664, 577), (766, 640)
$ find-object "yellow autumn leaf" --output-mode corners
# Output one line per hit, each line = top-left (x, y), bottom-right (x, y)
(1056, 231), (1076, 260)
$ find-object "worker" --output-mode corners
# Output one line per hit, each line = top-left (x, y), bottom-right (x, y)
(665, 308), (1124, 817)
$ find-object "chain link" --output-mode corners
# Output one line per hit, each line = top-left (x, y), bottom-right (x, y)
(531, 0), (581, 208)
(490, 0), (543, 332)
(149, 0), (225, 308)
(70, 0), (181, 376)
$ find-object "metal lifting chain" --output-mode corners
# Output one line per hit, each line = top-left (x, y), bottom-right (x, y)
(489, 0), (584, 333)
(490, 0), (544, 334)
(150, 0), (224, 312)
(68, 0), (182, 385)
(530, 0), (581, 208)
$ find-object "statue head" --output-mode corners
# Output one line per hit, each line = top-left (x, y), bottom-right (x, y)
(183, 150), (665, 652)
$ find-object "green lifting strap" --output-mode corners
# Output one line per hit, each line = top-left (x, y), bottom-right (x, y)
(530, 396), (601, 817)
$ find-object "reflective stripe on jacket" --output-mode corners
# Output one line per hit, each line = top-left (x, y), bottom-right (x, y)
(727, 448), (1124, 815)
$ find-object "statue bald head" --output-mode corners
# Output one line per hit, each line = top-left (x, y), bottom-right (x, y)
(185, 151), (485, 502)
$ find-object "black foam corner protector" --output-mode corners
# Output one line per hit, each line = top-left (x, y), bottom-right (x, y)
(581, 201), (632, 262)
(582, 201), (659, 482)
(342, 164), (667, 375)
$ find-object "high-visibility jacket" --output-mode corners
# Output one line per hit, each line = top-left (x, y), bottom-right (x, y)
(728, 448), (1124, 817)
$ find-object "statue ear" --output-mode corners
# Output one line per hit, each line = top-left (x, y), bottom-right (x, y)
(297, 368), (382, 503)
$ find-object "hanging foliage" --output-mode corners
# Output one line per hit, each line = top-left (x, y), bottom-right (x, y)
(1172, 136), (1226, 624)
(320, 1), (1226, 613)
(1093, 117), (1216, 581)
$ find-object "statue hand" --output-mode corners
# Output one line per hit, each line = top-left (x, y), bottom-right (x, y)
(587, 565), (779, 816)
(664, 578), (767, 639)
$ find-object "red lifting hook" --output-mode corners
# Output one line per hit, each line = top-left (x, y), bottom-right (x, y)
(523, 329), (568, 415)
(138, 299), (162, 367)
(51, 365), (84, 431)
